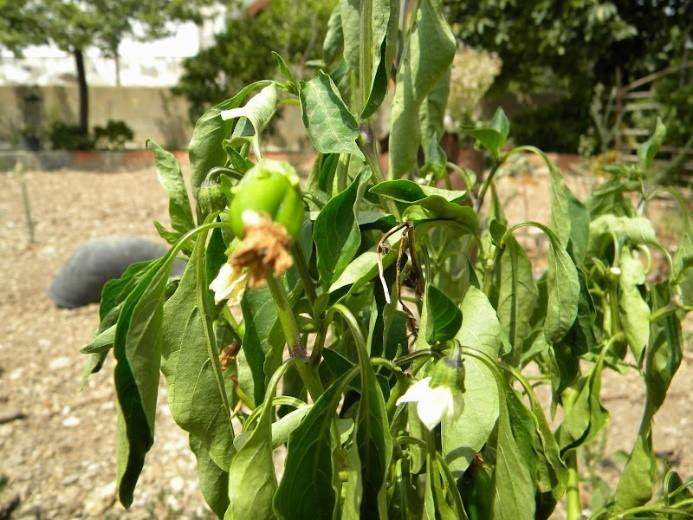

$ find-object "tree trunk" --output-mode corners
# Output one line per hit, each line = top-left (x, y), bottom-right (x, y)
(114, 53), (121, 86)
(74, 48), (89, 136)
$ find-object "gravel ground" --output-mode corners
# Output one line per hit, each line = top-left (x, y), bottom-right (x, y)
(0, 166), (690, 519)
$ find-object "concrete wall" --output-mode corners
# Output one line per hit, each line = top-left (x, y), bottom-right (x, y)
(0, 86), (191, 149)
(0, 85), (309, 153)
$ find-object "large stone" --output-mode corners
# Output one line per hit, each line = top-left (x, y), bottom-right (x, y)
(48, 236), (184, 308)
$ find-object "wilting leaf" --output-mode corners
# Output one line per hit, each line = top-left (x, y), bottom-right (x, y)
(299, 71), (365, 160)
(148, 139), (194, 234)
(638, 117), (666, 171)
(190, 434), (229, 518)
(314, 169), (372, 285)
(188, 81), (272, 193)
(388, 0), (455, 177)
(226, 364), (289, 519)
(497, 235), (538, 356)
(221, 83), (279, 158)
(273, 369), (357, 519)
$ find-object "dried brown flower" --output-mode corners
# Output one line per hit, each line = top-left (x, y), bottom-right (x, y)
(229, 214), (294, 287)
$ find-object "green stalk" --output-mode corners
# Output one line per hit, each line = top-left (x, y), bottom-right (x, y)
(566, 450), (581, 520)
(17, 163), (35, 244)
(291, 242), (316, 310)
(266, 275), (323, 400)
(195, 225), (232, 419)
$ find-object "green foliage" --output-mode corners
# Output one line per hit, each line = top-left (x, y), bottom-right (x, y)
(84, 2), (692, 519)
(447, 1), (691, 155)
(47, 121), (94, 150)
(174, 0), (336, 121)
(94, 120), (135, 150)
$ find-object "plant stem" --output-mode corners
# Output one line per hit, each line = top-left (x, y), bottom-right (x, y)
(16, 163), (35, 244)
(566, 452), (582, 520)
(266, 275), (323, 400)
(195, 226), (232, 420)
(291, 242), (316, 310)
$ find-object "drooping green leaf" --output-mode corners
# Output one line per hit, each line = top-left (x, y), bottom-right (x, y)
(638, 117), (666, 171)
(538, 223), (580, 344)
(441, 356), (499, 475)
(557, 351), (609, 454)
(463, 108), (509, 157)
(314, 169), (372, 286)
(588, 214), (659, 255)
(614, 282), (684, 511)
(356, 302), (393, 515)
(188, 81), (272, 194)
(370, 179), (466, 204)
(159, 232), (234, 473)
(148, 139), (195, 234)
(646, 283), (683, 412)
(388, 0), (455, 177)
(339, 0), (359, 72)
(568, 193), (590, 264)
(614, 432), (655, 511)
(273, 369), (358, 520)
(497, 235), (538, 356)
(340, 0), (390, 117)
(426, 285), (462, 343)
(190, 434), (229, 518)
(114, 252), (177, 506)
(547, 160), (572, 248)
(618, 247), (650, 362)
(221, 83), (278, 158)
(226, 364), (290, 520)
(299, 71), (365, 160)
(81, 324), (116, 354)
(492, 386), (537, 520)
(323, 5), (343, 67)
(82, 259), (158, 380)
(455, 286), (500, 358)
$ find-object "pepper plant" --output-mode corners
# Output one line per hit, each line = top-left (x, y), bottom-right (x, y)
(83, 1), (692, 519)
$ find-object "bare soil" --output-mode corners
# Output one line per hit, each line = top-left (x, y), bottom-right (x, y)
(0, 167), (690, 519)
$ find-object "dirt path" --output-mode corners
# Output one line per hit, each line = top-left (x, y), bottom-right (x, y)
(0, 168), (690, 519)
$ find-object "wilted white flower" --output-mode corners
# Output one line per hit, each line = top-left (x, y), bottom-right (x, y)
(209, 263), (248, 305)
(396, 377), (461, 430)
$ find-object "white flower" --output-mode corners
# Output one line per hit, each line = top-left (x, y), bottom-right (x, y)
(209, 263), (248, 305)
(396, 377), (460, 431)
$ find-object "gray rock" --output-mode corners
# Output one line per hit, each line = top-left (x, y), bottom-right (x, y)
(48, 236), (184, 308)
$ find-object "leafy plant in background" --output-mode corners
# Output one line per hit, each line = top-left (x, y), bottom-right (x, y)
(94, 120), (135, 150)
(84, 2), (692, 519)
(46, 121), (95, 150)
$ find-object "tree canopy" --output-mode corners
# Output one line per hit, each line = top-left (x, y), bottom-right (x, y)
(447, 0), (691, 96)
(0, 0), (212, 138)
(174, 0), (337, 121)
